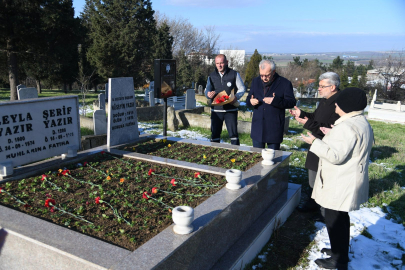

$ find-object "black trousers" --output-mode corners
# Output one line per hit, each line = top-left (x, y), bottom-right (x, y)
(211, 111), (239, 145)
(325, 208), (350, 264)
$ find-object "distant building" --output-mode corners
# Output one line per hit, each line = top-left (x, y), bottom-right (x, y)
(219, 49), (246, 68)
(187, 52), (213, 65)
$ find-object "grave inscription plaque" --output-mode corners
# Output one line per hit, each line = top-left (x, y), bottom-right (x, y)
(0, 96), (81, 170)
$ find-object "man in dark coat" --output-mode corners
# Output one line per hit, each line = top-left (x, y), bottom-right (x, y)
(246, 60), (296, 150)
(290, 72), (341, 220)
(205, 54), (246, 145)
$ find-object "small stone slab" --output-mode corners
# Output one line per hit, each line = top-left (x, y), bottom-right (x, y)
(18, 87), (38, 100)
(93, 110), (107, 135)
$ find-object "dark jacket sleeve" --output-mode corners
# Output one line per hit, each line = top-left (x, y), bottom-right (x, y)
(271, 80), (296, 109)
(302, 110), (340, 139)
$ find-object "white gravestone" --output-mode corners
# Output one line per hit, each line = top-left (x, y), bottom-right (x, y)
(17, 84), (26, 91)
(107, 77), (139, 147)
(98, 93), (106, 111)
(93, 110), (107, 135)
(198, 85), (203, 95)
(185, 89), (196, 109)
(18, 87), (38, 100)
(0, 96), (81, 177)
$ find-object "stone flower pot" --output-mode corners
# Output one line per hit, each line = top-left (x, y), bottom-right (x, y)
(225, 169), (242, 190)
(172, 206), (194, 235)
(262, 148), (275, 165)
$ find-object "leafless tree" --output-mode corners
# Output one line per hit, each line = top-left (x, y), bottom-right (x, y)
(154, 12), (219, 58)
(375, 51), (405, 100)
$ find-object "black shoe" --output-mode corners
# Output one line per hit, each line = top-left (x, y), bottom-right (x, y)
(321, 248), (332, 256)
(315, 257), (348, 270)
(312, 213), (325, 223)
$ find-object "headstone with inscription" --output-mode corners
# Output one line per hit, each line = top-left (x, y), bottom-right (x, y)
(93, 110), (107, 135)
(107, 77), (139, 147)
(17, 84), (26, 91)
(98, 93), (106, 111)
(0, 96), (81, 177)
(18, 87), (38, 100)
(185, 89), (196, 109)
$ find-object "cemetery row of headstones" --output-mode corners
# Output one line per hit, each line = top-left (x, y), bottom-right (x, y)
(0, 77), (139, 178)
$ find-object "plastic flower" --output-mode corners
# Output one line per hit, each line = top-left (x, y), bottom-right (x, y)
(83, 161), (88, 166)
(44, 198), (56, 207)
(168, 208), (172, 213)
(50, 207), (55, 213)
(100, 151), (105, 154)
(106, 170), (109, 173)
(203, 154), (207, 159)
(170, 179), (177, 186)
(142, 191), (151, 199)
(120, 178), (125, 183)
(95, 197), (101, 204)
(62, 169), (70, 175)
(58, 169), (63, 173)
(0, 187), (2, 193)
(23, 204), (31, 208)
(231, 159), (236, 163)
(194, 172), (201, 178)
(148, 169), (155, 176)
(168, 144), (171, 147)
(152, 187), (158, 194)
(106, 176), (111, 180)
(41, 174), (47, 181)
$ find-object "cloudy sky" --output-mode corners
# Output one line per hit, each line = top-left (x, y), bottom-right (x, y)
(73, 0), (405, 53)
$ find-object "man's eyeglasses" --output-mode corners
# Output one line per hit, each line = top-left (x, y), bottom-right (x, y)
(318, 85), (332, 89)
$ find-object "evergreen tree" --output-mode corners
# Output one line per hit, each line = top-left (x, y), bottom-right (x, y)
(1, 0), (44, 100)
(245, 49), (262, 88)
(340, 70), (349, 89)
(330, 56), (344, 71)
(153, 22), (173, 60)
(84, 0), (156, 85)
(345, 60), (355, 77)
(23, 0), (81, 93)
(359, 69), (368, 90)
(367, 60), (374, 70)
(293, 56), (302, 66)
(176, 50), (192, 90)
(350, 69), (359, 87)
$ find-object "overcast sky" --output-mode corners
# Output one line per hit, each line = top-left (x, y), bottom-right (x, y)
(73, 0), (405, 53)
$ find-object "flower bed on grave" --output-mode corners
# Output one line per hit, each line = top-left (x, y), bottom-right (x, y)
(0, 151), (227, 251)
(122, 139), (262, 171)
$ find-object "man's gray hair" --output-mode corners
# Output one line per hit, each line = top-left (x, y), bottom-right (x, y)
(259, 59), (276, 71)
(319, 72), (340, 88)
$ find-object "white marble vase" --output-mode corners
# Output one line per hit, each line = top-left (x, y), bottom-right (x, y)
(262, 148), (275, 165)
(225, 169), (242, 190)
(172, 206), (194, 234)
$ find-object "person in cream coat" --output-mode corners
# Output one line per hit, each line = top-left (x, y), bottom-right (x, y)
(302, 87), (374, 270)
